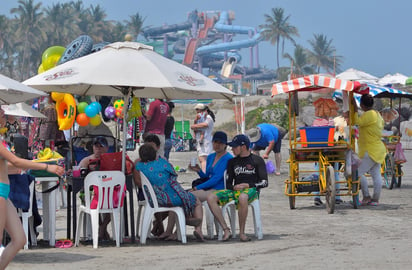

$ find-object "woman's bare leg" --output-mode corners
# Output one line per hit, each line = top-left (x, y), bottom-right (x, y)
(0, 200), (26, 270)
(207, 193), (230, 241)
(193, 198), (204, 240)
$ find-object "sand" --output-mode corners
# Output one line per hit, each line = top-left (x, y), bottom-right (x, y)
(6, 143), (412, 270)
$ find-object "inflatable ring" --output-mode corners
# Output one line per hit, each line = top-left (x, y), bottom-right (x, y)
(56, 93), (77, 130)
(58, 35), (93, 65)
(91, 42), (110, 53)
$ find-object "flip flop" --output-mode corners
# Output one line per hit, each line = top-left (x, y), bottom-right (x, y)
(62, 239), (73, 248)
(193, 231), (205, 242)
(55, 240), (63, 248)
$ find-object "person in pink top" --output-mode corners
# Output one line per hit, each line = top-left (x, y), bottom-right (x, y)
(143, 99), (169, 157)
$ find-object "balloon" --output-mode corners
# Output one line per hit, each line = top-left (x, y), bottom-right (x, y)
(174, 166), (180, 171)
(114, 99), (124, 109)
(76, 113), (90, 126)
(90, 101), (102, 112)
(85, 104), (98, 117)
(89, 114), (102, 126)
(77, 102), (88, 114)
(104, 106), (116, 119)
(38, 64), (45, 74)
(43, 54), (61, 71)
(115, 108), (123, 118)
(51, 92), (65, 102)
(42, 46), (65, 63)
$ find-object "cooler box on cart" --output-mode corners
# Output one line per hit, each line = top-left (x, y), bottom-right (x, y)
(299, 126), (335, 147)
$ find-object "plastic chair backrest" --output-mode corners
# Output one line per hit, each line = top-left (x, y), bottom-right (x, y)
(83, 171), (125, 210)
(140, 172), (159, 209)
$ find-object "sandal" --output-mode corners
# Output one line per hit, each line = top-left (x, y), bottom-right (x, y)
(222, 227), (231, 242)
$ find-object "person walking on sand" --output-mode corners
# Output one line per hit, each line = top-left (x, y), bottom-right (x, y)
(0, 109), (64, 270)
(246, 123), (287, 176)
(207, 134), (268, 242)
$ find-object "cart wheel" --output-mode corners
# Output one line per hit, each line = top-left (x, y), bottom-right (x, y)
(325, 165), (336, 214)
(288, 182), (296, 209)
(397, 164), (402, 188)
(383, 154), (395, 189)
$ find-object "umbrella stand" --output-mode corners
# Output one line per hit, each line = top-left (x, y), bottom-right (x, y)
(121, 87), (132, 174)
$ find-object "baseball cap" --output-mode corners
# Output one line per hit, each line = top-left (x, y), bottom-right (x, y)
(228, 134), (250, 148)
(194, 103), (206, 110)
(212, 131), (227, 144)
(93, 136), (108, 147)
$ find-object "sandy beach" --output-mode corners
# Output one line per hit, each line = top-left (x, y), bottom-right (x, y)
(6, 139), (412, 270)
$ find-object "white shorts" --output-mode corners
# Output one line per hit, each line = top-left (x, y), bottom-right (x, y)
(197, 140), (212, 157)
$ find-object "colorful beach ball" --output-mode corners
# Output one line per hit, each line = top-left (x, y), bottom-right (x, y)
(104, 106), (116, 119)
(114, 99), (124, 109)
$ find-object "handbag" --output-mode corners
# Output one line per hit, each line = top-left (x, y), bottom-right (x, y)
(191, 177), (209, 189)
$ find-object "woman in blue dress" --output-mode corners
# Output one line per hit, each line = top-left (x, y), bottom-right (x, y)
(135, 144), (204, 241)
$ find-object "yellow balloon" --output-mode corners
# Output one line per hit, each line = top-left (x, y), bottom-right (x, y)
(51, 92), (65, 102)
(42, 46), (65, 63)
(38, 64), (45, 74)
(89, 114), (102, 126)
(43, 54), (61, 71)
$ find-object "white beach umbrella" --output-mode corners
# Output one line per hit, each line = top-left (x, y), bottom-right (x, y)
(336, 68), (379, 84)
(378, 73), (408, 86)
(0, 73), (47, 105)
(23, 41), (237, 171)
(1, 102), (46, 118)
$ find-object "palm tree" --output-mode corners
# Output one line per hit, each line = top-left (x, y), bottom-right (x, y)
(260, 7), (299, 70)
(11, 0), (45, 80)
(125, 12), (145, 40)
(283, 45), (315, 77)
(307, 33), (342, 74)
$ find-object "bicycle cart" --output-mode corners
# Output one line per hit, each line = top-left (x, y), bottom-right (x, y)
(271, 75), (368, 214)
(352, 84), (412, 189)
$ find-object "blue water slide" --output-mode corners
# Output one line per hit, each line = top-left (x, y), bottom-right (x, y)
(196, 32), (262, 56)
(214, 11), (255, 34)
(142, 22), (192, 37)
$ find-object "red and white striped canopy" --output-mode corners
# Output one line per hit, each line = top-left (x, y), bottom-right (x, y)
(271, 74), (368, 96)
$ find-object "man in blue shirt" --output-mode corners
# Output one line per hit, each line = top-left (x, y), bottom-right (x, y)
(246, 123), (287, 176)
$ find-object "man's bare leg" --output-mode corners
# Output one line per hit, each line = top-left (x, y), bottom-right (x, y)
(238, 193), (250, 241)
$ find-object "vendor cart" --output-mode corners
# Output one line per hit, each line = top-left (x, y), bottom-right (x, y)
(271, 75), (369, 214)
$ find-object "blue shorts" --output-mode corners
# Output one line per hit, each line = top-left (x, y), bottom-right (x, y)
(0, 182), (10, 200)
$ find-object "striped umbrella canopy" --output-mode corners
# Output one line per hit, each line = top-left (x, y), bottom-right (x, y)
(334, 83), (412, 106)
(271, 74), (368, 96)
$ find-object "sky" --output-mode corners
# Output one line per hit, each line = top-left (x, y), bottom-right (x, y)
(2, 0), (412, 78)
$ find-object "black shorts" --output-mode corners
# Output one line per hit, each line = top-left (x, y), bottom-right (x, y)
(252, 140), (282, 153)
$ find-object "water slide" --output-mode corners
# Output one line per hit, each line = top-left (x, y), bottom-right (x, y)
(182, 16), (215, 65)
(196, 10), (262, 56)
(142, 22), (192, 38)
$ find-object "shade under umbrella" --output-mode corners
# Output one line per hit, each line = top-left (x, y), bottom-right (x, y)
(0, 74), (47, 105)
(1, 102), (46, 118)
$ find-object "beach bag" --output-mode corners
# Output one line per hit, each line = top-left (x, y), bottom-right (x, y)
(394, 142), (407, 164)
(191, 177), (209, 189)
(266, 160), (276, 174)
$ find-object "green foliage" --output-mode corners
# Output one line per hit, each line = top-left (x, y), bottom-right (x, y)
(245, 103), (289, 130)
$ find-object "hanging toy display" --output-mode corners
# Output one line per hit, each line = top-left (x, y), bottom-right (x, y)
(54, 93), (77, 130)
(104, 106), (116, 119)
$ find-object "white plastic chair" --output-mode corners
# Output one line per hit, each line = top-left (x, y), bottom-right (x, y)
(17, 180), (37, 249)
(133, 181), (146, 238)
(217, 197), (263, 240)
(216, 170), (263, 240)
(139, 172), (187, 244)
(74, 171), (125, 248)
(202, 201), (219, 239)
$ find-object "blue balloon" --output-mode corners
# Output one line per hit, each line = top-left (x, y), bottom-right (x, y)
(85, 104), (98, 117)
(90, 101), (102, 112)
